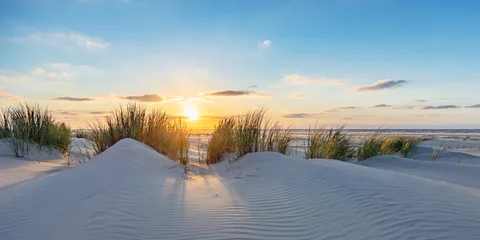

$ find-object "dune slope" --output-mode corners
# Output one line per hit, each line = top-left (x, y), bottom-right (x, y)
(1, 139), (480, 240)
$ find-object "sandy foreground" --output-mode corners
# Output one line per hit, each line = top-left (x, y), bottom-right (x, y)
(1, 135), (480, 239)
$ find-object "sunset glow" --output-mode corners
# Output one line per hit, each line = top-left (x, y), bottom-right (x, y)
(183, 107), (199, 121)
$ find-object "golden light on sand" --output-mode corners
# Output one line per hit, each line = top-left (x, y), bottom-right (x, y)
(183, 107), (199, 121)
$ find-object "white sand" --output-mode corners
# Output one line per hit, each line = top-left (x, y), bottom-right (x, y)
(1, 138), (480, 239)
(0, 138), (93, 189)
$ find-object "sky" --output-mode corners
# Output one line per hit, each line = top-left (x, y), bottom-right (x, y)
(0, 0), (479, 129)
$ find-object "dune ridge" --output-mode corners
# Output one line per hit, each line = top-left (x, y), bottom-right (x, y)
(1, 138), (480, 240)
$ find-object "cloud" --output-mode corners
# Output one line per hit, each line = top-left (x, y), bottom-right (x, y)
(289, 92), (307, 99)
(0, 86), (19, 100)
(261, 40), (271, 47)
(31, 68), (45, 76)
(465, 104), (480, 108)
(58, 111), (79, 116)
(0, 74), (29, 82)
(48, 73), (57, 78)
(52, 97), (94, 101)
(392, 105), (414, 109)
(283, 113), (321, 118)
(119, 94), (164, 102)
(337, 106), (358, 110)
(248, 85), (258, 89)
(283, 74), (347, 86)
(356, 79), (409, 91)
(413, 99), (428, 103)
(8, 31), (109, 49)
(422, 105), (460, 110)
(371, 104), (391, 108)
(201, 90), (269, 97)
(90, 111), (110, 115)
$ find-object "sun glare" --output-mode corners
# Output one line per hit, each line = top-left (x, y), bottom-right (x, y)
(183, 107), (199, 121)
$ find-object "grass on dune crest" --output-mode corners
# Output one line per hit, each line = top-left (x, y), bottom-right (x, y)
(305, 125), (354, 160)
(357, 133), (420, 160)
(357, 132), (384, 160)
(206, 117), (236, 164)
(206, 109), (295, 164)
(380, 136), (419, 158)
(90, 103), (189, 165)
(0, 102), (71, 157)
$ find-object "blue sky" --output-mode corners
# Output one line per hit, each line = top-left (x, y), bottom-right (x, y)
(0, 0), (479, 128)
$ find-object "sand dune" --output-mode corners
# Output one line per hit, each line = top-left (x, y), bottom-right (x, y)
(1, 138), (480, 239)
(359, 155), (480, 189)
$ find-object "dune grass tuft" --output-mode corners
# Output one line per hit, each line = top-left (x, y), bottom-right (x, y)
(357, 132), (384, 160)
(305, 125), (354, 160)
(206, 109), (295, 164)
(90, 103), (189, 164)
(380, 136), (418, 158)
(0, 102), (71, 157)
(206, 117), (236, 164)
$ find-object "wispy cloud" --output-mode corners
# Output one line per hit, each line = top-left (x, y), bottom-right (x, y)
(356, 79), (409, 92)
(337, 106), (358, 110)
(90, 111), (111, 115)
(119, 94), (163, 102)
(283, 112), (321, 118)
(201, 90), (269, 97)
(392, 105), (414, 109)
(289, 92), (307, 99)
(0, 74), (29, 82)
(413, 99), (428, 103)
(31, 68), (45, 76)
(371, 104), (391, 108)
(0, 86), (19, 100)
(5, 31), (109, 50)
(423, 105), (460, 110)
(283, 74), (347, 86)
(465, 104), (480, 108)
(58, 111), (79, 116)
(52, 97), (94, 101)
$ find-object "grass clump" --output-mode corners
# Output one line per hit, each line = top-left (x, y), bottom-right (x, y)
(380, 136), (418, 158)
(357, 132), (384, 160)
(263, 122), (294, 155)
(206, 117), (236, 164)
(305, 125), (354, 160)
(90, 103), (189, 164)
(0, 102), (71, 157)
(206, 109), (295, 164)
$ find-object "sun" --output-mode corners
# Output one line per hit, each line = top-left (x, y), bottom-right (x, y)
(183, 107), (199, 121)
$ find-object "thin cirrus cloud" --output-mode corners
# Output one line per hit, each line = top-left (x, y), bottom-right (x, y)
(371, 104), (392, 108)
(283, 74), (347, 86)
(6, 31), (109, 49)
(336, 106), (358, 110)
(422, 105), (460, 110)
(0, 74), (29, 82)
(289, 92), (307, 99)
(283, 112), (321, 118)
(356, 79), (409, 92)
(52, 97), (94, 101)
(465, 104), (480, 108)
(119, 94), (164, 102)
(201, 90), (269, 97)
